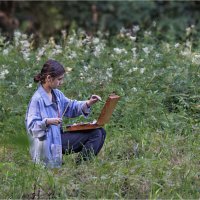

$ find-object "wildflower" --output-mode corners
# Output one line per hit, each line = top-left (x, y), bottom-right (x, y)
(22, 52), (30, 61)
(0, 69), (9, 79)
(93, 37), (100, 45)
(113, 48), (127, 55)
(69, 51), (77, 59)
(128, 67), (138, 73)
(130, 36), (136, 41)
(131, 87), (137, 92)
(174, 43), (180, 48)
(65, 67), (73, 74)
(142, 47), (150, 55)
(27, 83), (33, 88)
(79, 72), (84, 80)
(132, 48), (137, 57)
(180, 49), (191, 56)
(52, 45), (62, 56)
(192, 54), (200, 64)
(144, 31), (152, 37)
(106, 68), (113, 78)
(20, 40), (30, 48)
(93, 43), (105, 57)
(68, 37), (75, 44)
(132, 25), (140, 33)
(61, 30), (67, 40)
(14, 31), (21, 46)
(38, 47), (45, 57)
(186, 40), (192, 48)
(140, 68), (145, 74)
(49, 37), (56, 47)
(120, 27), (126, 34)
(133, 67), (138, 71)
(155, 53), (161, 58)
(83, 65), (89, 72)
(3, 49), (9, 55)
(86, 77), (93, 83)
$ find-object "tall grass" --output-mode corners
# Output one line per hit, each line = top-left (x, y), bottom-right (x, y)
(0, 25), (200, 198)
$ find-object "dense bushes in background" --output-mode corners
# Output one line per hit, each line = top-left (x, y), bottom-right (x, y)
(1, 1), (200, 42)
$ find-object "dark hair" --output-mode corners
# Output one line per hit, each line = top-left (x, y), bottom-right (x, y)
(34, 59), (65, 84)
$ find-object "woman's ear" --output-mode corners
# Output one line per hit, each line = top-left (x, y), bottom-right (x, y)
(46, 75), (52, 82)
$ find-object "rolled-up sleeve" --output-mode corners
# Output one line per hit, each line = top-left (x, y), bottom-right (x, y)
(26, 99), (48, 138)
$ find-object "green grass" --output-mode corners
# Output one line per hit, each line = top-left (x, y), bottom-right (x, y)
(0, 26), (200, 198)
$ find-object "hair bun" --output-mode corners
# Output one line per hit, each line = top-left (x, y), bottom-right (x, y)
(33, 73), (42, 83)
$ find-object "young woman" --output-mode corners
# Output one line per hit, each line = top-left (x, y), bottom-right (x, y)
(25, 59), (106, 168)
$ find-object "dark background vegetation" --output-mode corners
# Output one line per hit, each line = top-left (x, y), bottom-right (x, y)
(1, 1), (200, 41)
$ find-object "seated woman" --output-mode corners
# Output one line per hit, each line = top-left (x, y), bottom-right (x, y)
(25, 59), (106, 168)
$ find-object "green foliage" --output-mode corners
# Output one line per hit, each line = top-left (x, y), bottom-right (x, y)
(2, 1), (200, 41)
(1, 23), (200, 198)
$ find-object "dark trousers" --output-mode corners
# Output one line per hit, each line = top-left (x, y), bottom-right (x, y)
(61, 128), (106, 160)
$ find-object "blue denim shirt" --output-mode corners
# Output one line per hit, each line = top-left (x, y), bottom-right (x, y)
(25, 85), (90, 167)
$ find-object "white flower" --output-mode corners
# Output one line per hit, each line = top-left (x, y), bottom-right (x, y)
(113, 48), (127, 55)
(142, 47), (150, 55)
(65, 67), (73, 74)
(120, 27), (126, 34)
(186, 40), (191, 48)
(132, 48), (137, 57)
(140, 68), (145, 74)
(132, 25), (140, 33)
(14, 31), (21, 40)
(27, 83), (33, 88)
(93, 43), (105, 57)
(52, 45), (62, 56)
(174, 43), (180, 48)
(22, 51), (30, 61)
(20, 40), (30, 48)
(155, 53), (161, 58)
(93, 37), (100, 45)
(69, 51), (77, 59)
(192, 54), (200, 64)
(128, 67), (138, 73)
(68, 37), (75, 44)
(186, 27), (191, 36)
(131, 87), (137, 92)
(113, 48), (122, 54)
(144, 31), (152, 36)
(130, 36), (136, 41)
(61, 30), (67, 39)
(133, 67), (138, 71)
(106, 68), (113, 78)
(21, 34), (28, 40)
(0, 69), (9, 79)
(38, 47), (45, 57)
(83, 65), (88, 71)
(3, 49), (9, 55)
(180, 49), (191, 56)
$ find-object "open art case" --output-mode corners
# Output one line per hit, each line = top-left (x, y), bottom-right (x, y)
(66, 94), (120, 131)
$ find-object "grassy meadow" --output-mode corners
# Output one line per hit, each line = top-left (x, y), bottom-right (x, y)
(0, 25), (200, 199)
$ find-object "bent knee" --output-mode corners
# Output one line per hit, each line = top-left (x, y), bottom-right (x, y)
(98, 127), (106, 139)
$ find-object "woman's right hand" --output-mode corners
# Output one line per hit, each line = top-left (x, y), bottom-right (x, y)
(46, 118), (62, 126)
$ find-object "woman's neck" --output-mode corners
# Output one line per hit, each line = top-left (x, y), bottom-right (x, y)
(42, 83), (52, 94)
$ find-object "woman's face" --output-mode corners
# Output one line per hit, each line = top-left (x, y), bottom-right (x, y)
(48, 74), (65, 89)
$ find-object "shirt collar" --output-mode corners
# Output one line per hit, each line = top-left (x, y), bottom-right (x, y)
(37, 84), (55, 106)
